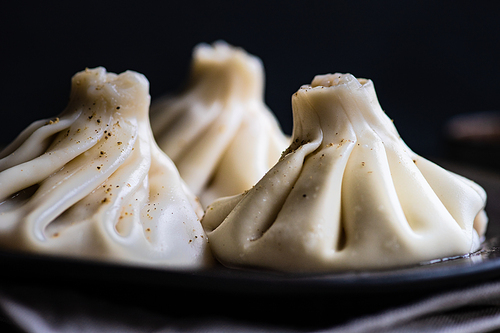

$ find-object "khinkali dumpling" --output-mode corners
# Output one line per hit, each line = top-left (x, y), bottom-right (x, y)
(0, 67), (212, 269)
(203, 73), (488, 272)
(150, 41), (289, 207)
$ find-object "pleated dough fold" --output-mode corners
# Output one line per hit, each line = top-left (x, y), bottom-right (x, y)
(203, 73), (487, 272)
(150, 41), (289, 207)
(0, 67), (212, 269)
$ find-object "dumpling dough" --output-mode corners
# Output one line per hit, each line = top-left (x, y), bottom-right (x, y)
(150, 41), (289, 207)
(203, 73), (488, 272)
(0, 67), (212, 269)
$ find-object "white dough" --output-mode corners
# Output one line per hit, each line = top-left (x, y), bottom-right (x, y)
(150, 41), (289, 207)
(0, 67), (212, 269)
(203, 73), (488, 272)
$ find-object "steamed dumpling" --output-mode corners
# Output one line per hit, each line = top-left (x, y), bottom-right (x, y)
(150, 41), (289, 207)
(203, 73), (488, 272)
(0, 67), (212, 269)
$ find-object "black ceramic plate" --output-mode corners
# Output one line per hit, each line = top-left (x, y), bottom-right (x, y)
(0, 161), (500, 298)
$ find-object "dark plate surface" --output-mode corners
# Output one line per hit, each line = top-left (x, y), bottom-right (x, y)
(0, 160), (499, 296)
(1, 235), (500, 296)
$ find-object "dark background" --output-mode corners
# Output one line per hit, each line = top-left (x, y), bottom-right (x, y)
(1, 1), (499, 158)
(0, 4), (500, 331)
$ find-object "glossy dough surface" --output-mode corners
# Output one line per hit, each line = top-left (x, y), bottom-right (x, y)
(203, 73), (488, 272)
(0, 67), (212, 269)
(150, 41), (289, 207)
